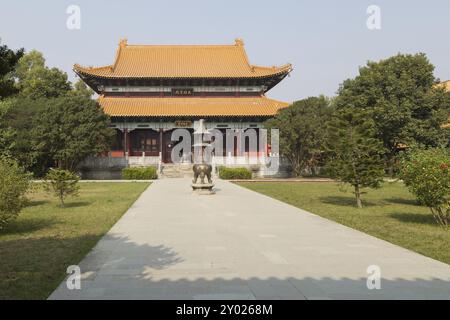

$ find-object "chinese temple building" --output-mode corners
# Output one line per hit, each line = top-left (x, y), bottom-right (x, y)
(440, 80), (450, 129)
(74, 38), (292, 177)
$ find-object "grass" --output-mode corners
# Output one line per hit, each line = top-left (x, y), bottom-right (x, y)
(0, 182), (150, 300)
(237, 181), (450, 265)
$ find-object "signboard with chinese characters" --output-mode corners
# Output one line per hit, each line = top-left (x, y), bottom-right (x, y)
(172, 88), (194, 96)
(175, 120), (192, 128)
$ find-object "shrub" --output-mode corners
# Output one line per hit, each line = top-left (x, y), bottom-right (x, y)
(219, 167), (252, 180)
(0, 157), (31, 230)
(122, 166), (158, 180)
(400, 148), (450, 229)
(44, 168), (80, 207)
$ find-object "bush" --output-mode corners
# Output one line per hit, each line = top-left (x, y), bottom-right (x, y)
(219, 167), (252, 180)
(400, 148), (450, 229)
(44, 168), (80, 207)
(122, 167), (158, 180)
(0, 157), (31, 230)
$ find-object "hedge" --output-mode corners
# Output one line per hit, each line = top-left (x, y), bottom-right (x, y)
(218, 167), (252, 180)
(122, 167), (158, 180)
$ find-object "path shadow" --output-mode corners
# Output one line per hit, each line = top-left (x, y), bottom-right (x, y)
(97, 234), (183, 270)
(389, 212), (436, 225)
(48, 234), (450, 300)
(319, 196), (378, 207)
(3, 232), (449, 300)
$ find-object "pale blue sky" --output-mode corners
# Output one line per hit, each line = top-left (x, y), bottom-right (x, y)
(1, 0), (449, 102)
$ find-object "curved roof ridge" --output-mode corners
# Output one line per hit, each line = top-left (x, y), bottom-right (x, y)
(120, 38), (243, 48)
(74, 64), (112, 72)
(73, 39), (292, 79)
(252, 63), (293, 72)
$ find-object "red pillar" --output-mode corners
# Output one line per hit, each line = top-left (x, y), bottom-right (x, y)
(123, 129), (128, 156)
(123, 129), (131, 156)
(159, 129), (163, 162)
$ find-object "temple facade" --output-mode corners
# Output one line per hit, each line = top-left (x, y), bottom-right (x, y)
(75, 39), (292, 177)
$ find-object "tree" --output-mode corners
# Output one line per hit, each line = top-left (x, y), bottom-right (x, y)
(44, 168), (80, 207)
(265, 96), (332, 176)
(0, 99), (16, 157)
(400, 148), (450, 229)
(32, 94), (114, 171)
(14, 50), (71, 99)
(72, 79), (94, 99)
(0, 156), (31, 230)
(336, 53), (450, 176)
(326, 107), (385, 208)
(0, 96), (48, 174)
(0, 41), (24, 99)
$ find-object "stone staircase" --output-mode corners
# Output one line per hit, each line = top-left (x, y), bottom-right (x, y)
(159, 163), (194, 178)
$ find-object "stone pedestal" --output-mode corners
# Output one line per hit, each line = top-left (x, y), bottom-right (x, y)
(191, 183), (215, 195)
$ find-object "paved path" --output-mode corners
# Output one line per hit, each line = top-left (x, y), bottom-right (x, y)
(49, 179), (450, 300)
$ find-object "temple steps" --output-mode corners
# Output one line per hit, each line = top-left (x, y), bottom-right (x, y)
(159, 163), (194, 179)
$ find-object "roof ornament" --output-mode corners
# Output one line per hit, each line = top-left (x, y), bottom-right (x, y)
(235, 38), (244, 46)
(119, 38), (128, 47)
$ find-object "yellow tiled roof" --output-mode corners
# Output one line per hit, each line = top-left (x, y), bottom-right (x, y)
(74, 39), (292, 79)
(438, 81), (450, 128)
(437, 80), (450, 92)
(98, 96), (289, 117)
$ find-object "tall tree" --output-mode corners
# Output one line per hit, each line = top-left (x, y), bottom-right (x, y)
(72, 79), (94, 99)
(336, 53), (450, 175)
(265, 96), (332, 176)
(2, 96), (47, 172)
(14, 50), (71, 99)
(0, 42), (24, 99)
(32, 94), (114, 171)
(326, 107), (385, 208)
(0, 99), (16, 156)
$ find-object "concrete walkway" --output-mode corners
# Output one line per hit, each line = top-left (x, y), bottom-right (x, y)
(49, 178), (450, 300)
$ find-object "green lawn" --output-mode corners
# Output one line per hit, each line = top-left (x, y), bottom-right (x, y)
(0, 182), (150, 300)
(237, 181), (450, 265)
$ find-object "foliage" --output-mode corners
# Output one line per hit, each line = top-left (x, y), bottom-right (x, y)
(218, 167), (252, 180)
(265, 96), (332, 176)
(0, 45), (112, 176)
(0, 99), (16, 157)
(32, 94), (114, 171)
(44, 168), (80, 206)
(336, 53), (450, 175)
(0, 96), (48, 173)
(326, 107), (385, 208)
(122, 166), (158, 180)
(0, 42), (24, 99)
(71, 79), (94, 99)
(0, 157), (31, 230)
(400, 148), (450, 229)
(14, 50), (71, 99)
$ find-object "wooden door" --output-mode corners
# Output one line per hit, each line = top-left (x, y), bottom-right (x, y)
(163, 131), (174, 163)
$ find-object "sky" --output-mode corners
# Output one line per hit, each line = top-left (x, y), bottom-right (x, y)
(1, 0), (450, 102)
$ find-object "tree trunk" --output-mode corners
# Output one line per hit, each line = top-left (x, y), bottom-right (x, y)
(387, 153), (396, 178)
(354, 184), (363, 208)
(387, 165), (394, 178)
(59, 190), (65, 207)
